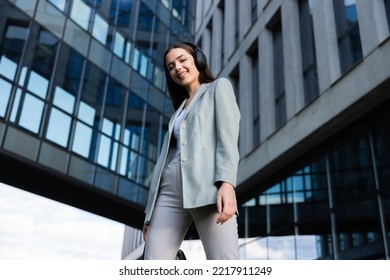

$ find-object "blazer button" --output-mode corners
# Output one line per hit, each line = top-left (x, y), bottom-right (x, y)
(181, 123), (186, 129)
(182, 157), (187, 162)
(182, 140), (187, 146)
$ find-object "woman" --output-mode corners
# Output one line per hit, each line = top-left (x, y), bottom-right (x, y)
(143, 42), (241, 260)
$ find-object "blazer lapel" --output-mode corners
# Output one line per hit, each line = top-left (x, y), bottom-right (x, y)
(168, 100), (186, 134)
(183, 83), (211, 119)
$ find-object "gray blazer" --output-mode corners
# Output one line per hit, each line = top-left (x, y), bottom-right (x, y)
(144, 78), (240, 224)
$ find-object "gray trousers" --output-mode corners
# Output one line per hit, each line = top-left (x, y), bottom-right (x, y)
(144, 152), (239, 260)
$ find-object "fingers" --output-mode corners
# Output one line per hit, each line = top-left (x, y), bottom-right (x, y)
(142, 224), (148, 241)
(216, 201), (236, 224)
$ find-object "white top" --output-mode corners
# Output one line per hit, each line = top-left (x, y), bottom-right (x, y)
(173, 108), (186, 151)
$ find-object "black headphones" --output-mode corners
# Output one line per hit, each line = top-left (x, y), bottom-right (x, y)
(182, 41), (207, 71)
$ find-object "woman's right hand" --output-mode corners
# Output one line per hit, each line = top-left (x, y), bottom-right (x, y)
(143, 224), (149, 241)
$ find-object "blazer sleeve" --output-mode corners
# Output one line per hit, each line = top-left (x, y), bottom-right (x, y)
(213, 78), (241, 187)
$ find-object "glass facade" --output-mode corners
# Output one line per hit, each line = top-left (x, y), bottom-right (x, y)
(333, 0), (363, 74)
(238, 101), (390, 259)
(0, 0), (194, 209)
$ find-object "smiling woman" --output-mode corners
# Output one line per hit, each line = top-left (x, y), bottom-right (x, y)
(0, 183), (124, 260)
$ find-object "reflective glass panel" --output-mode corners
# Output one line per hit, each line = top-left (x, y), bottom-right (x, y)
(78, 101), (95, 126)
(295, 158), (329, 220)
(0, 78), (12, 118)
(102, 118), (114, 136)
(0, 55), (17, 80)
(117, 0), (132, 27)
(19, 93), (44, 133)
(70, 0), (91, 30)
(332, 0), (362, 73)
(140, 54), (148, 77)
(97, 134), (111, 167)
(113, 32), (125, 58)
(46, 108), (71, 147)
(296, 235), (318, 259)
(27, 71), (49, 99)
(53, 86), (75, 114)
(153, 65), (164, 89)
(329, 127), (376, 206)
(72, 121), (93, 158)
(373, 111), (390, 188)
(54, 40), (84, 96)
(132, 48), (140, 70)
(334, 198), (384, 259)
(92, 13), (108, 45)
(242, 237), (267, 260)
(385, 0), (390, 33)
(125, 42), (131, 64)
(32, 28), (59, 79)
(298, 0), (319, 104)
(1, 8), (29, 67)
(10, 88), (22, 122)
(267, 235), (296, 260)
(137, 3), (154, 32)
(119, 148), (139, 181)
(80, 62), (106, 128)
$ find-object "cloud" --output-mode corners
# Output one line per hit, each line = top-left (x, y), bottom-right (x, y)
(0, 183), (124, 260)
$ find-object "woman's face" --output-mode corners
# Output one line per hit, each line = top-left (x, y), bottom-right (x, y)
(165, 47), (200, 90)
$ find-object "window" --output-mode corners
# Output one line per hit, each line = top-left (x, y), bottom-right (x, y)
(299, 0), (319, 104)
(113, 31), (125, 58)
(117, 0), (133, 27)
(251, 0), (257, 23)
(137, 3), (154, 32)
(272, 18), (286, 128)
(92, 13), (108, 45)
(73, 61), (106, 160)
(0, 78), (12, 118)
(0, 55), (17, 81)
(70, 0), (92, 31)
(234, 0), (240, 46)
(19, 93), (45, 134)
(248, 45), (260, 147)
(385, 0), (390, 32)
(333, 0), (363, 73)
(45, 87), (74, 147)
(120, 93), (146, 181)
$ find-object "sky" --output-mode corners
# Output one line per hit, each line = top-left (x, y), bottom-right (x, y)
(0, 182), (124, 260)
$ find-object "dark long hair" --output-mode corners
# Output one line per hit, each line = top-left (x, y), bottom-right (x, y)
(163, 42), (215, 110)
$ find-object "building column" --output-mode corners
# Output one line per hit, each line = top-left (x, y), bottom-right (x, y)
(281, 0), (305, 119)
(239, 55), (254, 156)
(356, 0), (390, 56)
(224, 0), (235, 64)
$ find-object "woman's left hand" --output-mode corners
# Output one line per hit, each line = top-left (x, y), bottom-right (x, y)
(216, 182), (237, 225)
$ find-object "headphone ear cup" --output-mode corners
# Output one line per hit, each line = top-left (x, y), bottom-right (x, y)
(181, 42), (207, 71)
(194, 50), (207, 71)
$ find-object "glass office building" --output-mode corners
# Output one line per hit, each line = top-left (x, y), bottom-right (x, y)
(0, 0), (194, 230)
